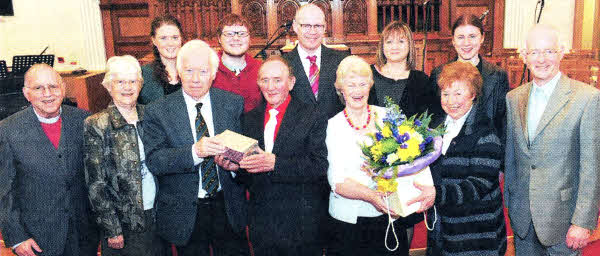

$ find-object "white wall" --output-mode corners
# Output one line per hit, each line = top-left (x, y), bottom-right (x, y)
(504, 0), (575, 50)
(0, 0), (106, 71)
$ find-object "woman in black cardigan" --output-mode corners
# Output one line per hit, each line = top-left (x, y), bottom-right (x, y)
(429, 15), (509, 141)
(409, 61), (507, 255)
(368, 21), (439, 118)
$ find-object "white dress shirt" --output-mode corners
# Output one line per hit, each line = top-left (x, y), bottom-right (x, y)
(297, 44), (322, 80)
(527, 72), (561, 141)
(134, 124), (156, 210)
(442, 106), (472, 155)
(182, 91), (221, 198)
(327, 106), (387, 224)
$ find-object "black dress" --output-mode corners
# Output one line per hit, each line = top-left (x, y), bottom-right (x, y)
(369, 65), (440, 119)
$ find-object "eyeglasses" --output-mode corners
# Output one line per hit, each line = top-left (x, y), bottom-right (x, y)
(25, 84), (62, 95)
(527, 49), (560, 58)
(299, 23), (325, 31)
(222, 31), (249, 38)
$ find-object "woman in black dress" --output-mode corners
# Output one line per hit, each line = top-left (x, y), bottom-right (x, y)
(369, 21), (438, 118)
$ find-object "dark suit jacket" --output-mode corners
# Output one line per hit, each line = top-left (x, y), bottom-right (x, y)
(142, 88), (247, 245)
(0, 105), (94, 255)
(242, 98), (328, 246)
(429, 58), (509, 142)
(283, 45), (348, 119)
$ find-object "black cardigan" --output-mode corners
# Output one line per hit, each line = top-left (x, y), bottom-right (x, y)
(368, 66), (441, 119)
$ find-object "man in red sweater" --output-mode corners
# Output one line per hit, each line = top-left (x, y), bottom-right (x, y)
(212, 14), (262, 113)
(0, 64), (99, 256)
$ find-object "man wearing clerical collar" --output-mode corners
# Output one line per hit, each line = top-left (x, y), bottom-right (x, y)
(0, 64), (99, 256)
(212, 14), (262, 113)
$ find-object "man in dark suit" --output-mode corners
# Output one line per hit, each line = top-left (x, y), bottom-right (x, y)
(218, 56), (328, 255)
(142, 40), (248, 256)
(0, 64), (99, 256)
(283, 3), (348, 120)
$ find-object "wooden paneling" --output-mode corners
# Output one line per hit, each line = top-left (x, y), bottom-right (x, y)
(343, 0), (368, 36)
(101, 1), (151, 58)
(241, 0), (268, 39)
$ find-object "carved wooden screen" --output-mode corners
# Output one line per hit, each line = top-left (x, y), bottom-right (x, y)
(343, 0), (368, 36)
(377, 0), (440, 33)
(163, 0), (232, 41)
(240, 0), (267, 39)
(309, 0), (332, 37)
(276, 0), (299, 36)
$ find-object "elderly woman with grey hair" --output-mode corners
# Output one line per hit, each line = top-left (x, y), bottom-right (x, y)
(326, 55), (409, 256)
(83, 55), (162, 256)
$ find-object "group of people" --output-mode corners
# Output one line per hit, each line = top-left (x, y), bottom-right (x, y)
(1, 3), (598, 256)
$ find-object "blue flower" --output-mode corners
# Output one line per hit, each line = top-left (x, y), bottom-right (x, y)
(415, 120), (422, 127)
(403, 132), (410, 141)
(419, 143), (426, 152)
(425, 136), (433, 143)
(375, 132), (384, 141)
(400, 143), (408, 149)
(380, 155), (387, 164)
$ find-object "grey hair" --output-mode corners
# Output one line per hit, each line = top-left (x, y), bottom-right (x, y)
(102, 55), (143, 87)
(176, 39), (219, 77)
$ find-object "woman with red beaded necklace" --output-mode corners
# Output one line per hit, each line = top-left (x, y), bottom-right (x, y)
(326, 55), (409, 256)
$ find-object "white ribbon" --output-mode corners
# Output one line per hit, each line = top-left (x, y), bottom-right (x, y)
(383, 195), (399, 251)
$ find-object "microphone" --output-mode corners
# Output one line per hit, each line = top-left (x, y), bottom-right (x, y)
(540, 0), (544, 9)
(479, 10), (489, 21)
(279, 21), (293, 29)
(423, 0), (430, 5)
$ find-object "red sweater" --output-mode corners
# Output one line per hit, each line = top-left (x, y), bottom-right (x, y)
(212, 52), (262, 112)
(40, 117), (62, 149)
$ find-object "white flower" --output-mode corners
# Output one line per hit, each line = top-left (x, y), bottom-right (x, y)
(386, 153), (399, 165)
(411, 131), (424, 143)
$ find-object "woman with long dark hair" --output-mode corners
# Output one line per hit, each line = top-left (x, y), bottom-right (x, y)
(138, 15), (183, 104)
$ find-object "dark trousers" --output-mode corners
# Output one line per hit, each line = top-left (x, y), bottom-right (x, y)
(101, 209), (164, 256)
(328, 215), (409, 256)
(514, 221), (580, 256)
(40, 216), (99, 256)
(175, 192), (249, 256)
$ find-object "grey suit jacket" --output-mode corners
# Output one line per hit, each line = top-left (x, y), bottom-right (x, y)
(142, 88), (247, 245)
(0, 105), (92, 255)
(504, 75), (600, 246)
(283, 45), (348, 119)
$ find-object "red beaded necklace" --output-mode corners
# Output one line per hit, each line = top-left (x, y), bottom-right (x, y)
(344, 105), (372, 130)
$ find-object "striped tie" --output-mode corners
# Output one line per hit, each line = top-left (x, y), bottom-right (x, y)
(307, 55), (319, 98)
(196, 103), (218, 197)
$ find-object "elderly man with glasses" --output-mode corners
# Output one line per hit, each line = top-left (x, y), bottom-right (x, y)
(0, 64), (99, 256)
(505, 24), (600, 255)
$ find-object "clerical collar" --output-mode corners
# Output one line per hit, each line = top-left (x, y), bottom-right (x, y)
(34, 107), (62, 124)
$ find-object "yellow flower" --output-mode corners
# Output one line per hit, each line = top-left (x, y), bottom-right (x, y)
(376, 177), (398, 193)
(370, 142), (383, 160)
(382, 124), (393, 137)
(397, 124), (415, 136)
(396, 139), (421, 162)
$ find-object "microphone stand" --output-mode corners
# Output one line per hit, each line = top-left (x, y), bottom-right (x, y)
(519, 0), (545, 86)
(255, 25), (292, 60)
(422, 1), (430, 71)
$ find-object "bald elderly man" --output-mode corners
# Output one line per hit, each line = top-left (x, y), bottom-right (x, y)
(0, 64), (99, 256)
(505, 24), (600, 255)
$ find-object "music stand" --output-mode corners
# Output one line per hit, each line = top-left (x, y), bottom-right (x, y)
(11, 54), (55, 76)
(0, 60), (8, 79)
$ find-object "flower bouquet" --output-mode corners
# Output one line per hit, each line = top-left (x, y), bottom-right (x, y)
(360, 97), (445, 217)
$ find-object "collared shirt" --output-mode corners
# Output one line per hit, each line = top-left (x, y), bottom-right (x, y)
(33, 107), (62, 123)
(213, 51), (262, 112)
(442, 106), (472, 155)
(182, 90), (221, 198)
(527, 72), (561, 140)
(297, 44), (322, 80)
(263, 95), (292, 143)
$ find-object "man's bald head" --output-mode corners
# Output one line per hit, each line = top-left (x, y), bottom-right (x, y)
(22, 64), (66, 118)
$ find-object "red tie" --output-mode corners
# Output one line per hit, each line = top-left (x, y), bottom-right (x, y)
(307, 55), (319, 97)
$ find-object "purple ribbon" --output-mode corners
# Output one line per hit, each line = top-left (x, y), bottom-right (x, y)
(395, 136), (443, 177)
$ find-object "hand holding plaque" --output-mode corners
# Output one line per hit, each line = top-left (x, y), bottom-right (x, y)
(215, 130), (260, 164)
